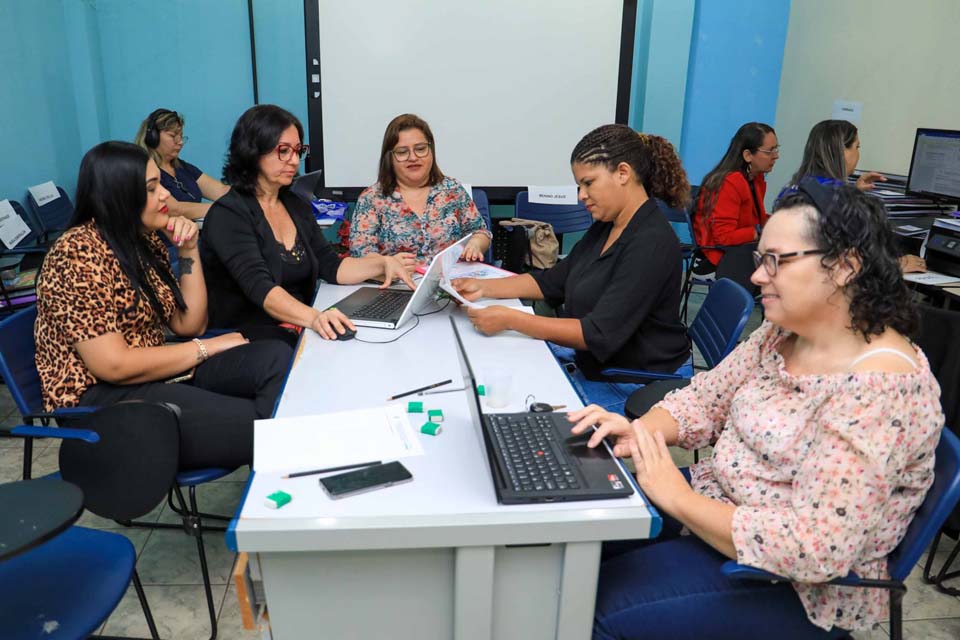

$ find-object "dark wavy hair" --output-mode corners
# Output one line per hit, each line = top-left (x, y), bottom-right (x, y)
(789, 119), (858, 186)
(773, 179), (916, 339)
(698, 122), (775, 221)
(70, 141), (186, 319)
(223, 105), (304, 196)
(376, 114), (444, 196)
(570, 124), (690, 209)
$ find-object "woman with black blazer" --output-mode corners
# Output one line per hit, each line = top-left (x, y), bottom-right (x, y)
(201, 105), (414, 343)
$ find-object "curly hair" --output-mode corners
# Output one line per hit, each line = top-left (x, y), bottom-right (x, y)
(570, 124), (690, 209)
(223, 105), (304, 196)
(773, 180), (917, 340)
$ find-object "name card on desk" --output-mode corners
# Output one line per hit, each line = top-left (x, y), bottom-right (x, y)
(253, 404), (424, 475)
(0, 199), (31, 249)
(28, 181), (60, 207)
(527, 185), (578, 205)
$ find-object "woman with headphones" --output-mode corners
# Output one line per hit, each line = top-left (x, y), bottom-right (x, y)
(135, 108), (230, 219)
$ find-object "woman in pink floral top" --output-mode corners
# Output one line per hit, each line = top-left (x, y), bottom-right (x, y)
(349, 114), (491, 265)
(569, 179), (943, 639)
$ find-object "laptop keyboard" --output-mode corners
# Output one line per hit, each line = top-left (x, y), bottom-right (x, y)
(352, 290), (411, 320)
(488, 414), (581, 493)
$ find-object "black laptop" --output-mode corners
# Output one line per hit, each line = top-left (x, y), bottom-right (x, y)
(449, 318), (634, 504)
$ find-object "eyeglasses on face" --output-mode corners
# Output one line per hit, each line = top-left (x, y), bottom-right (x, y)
(755, 146), (780, 156)
(391, 143), (432, 162)
(274, 143), (310, 162)
(164, 130), (188, 144)
(752, 249), (826, 276)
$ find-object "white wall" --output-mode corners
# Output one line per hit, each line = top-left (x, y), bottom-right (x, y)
(767, 0), (960, 203)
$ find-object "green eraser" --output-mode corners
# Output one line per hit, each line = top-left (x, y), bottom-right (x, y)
(477, 385), (486, 396)
(427, 409), (444, 423)
(420, 422), (443, 436)
(407, 401), (424, 413)
(265, 491), (292, 509)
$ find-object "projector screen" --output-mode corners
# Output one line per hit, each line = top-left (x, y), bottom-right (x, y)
(304, 0), (636, 202)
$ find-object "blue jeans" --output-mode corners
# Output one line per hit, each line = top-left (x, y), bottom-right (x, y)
(548, 343), (693, 416)
(593, 469), (851, 640)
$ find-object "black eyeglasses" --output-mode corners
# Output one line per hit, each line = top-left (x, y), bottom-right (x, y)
(391, 143), (431, 162)
(752, 249), (826, 276)
(274, 143), (309, 162)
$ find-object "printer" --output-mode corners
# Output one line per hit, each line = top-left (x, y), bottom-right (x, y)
(925, 218), (960, 278)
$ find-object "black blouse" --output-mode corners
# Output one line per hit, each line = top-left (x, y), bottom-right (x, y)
(531, 199), (689, 380)
(200, 189), (342, 328)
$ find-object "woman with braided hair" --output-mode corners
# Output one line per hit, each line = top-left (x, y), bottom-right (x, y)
(453, 124), (691, 412)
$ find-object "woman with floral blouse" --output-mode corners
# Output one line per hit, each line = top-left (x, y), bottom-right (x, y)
(349, 114), (491, 266)
(569, 178), (943, 638)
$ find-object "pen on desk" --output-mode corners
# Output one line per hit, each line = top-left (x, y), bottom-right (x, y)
(387, 379), (453, 401)
(418, 386), (467, 396)
(283, 460), (381, 479)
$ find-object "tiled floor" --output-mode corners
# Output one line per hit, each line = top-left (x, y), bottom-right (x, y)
(2, 294), (959, 639)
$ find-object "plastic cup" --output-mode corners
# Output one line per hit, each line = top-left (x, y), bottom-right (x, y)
(485, 370), (514, 409)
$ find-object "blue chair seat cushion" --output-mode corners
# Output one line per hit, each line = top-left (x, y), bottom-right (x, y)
(0, 526), (135, 640)
(176, 466), (236, 486)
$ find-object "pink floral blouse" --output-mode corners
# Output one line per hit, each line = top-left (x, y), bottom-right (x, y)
(657, 321), (943, 631)
(349, 177), (490, 261)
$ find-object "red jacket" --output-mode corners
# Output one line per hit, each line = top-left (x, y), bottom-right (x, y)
(693, 171), (768, 266)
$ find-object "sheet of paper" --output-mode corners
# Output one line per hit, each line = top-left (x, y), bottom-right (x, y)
(897, 225), (923, 233)
(461, 182), (473, 199)
(903, 271), (960, 286)
(446, 262), (516, 280)
(528, 185), (578, 205)
(832, 99), (862, 124)
(28, 181), (60, 207)
(0, 199), (31, 249)
(944, 286), (960, 297)
(253, 404), (424, 474)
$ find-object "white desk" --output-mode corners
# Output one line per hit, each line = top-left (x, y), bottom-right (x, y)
(227, 283), (659, 640)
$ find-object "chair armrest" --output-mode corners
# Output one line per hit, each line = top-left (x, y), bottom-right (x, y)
(600, 368), (683, 383)
(4, 425), (100, 443)
(721, 561), (863, 587)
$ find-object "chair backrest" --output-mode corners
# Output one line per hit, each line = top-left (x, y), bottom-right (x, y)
(59, 401), (181, 522)
(472, 188), (493, 263)
(514, 191), (593, 235)
(915, 304), (960, 430)
(27, 186), (74, 237)
(887, 428), (960, 581)
(0, 305), (43, 416)
(689, 278), (754, 369)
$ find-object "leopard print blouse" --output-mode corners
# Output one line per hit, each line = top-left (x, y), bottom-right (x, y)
(34, 221), (177, 409)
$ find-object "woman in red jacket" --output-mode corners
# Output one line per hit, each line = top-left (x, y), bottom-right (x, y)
(692, 122), (778, 273)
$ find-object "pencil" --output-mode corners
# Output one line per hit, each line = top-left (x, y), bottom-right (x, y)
(387, 379), (453, 401)
(283, 460), (382, 479)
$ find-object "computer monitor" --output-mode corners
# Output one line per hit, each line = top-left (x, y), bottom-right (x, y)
(906, 128), (960, 203)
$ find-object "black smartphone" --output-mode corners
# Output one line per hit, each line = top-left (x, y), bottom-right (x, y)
(319, 461), (413, 499)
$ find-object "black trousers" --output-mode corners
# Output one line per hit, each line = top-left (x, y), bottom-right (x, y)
(79, 340), (293, 470)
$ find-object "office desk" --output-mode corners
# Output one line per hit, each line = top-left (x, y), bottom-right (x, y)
(228, 283), (659, 640)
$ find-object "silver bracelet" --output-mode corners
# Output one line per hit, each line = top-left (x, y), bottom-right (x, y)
(192, 338), (209, 362)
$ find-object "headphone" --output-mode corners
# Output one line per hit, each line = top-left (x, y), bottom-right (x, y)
(144, 109), (178, 149)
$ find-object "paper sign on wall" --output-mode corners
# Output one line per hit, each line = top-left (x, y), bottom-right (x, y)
(831, 99), (863, 125)
(528, 185), (578, 205)
(28, 181), (60, 207)
(0, 200), (31, 249)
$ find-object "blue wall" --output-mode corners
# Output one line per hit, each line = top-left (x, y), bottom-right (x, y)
(252, 0), (309, 144)
(679, 0), (791, 186)
(0, 1), (85, 201)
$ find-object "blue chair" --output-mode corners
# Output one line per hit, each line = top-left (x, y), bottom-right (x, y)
(0, 525), (159, 640)
(471, 188), (493, 263)
(27, 185), (74, 244)
(602, 278), (754, 404)
(0, 306), (233, 639)
(722, 427), (960, 640)
(513, 190), (593, 249)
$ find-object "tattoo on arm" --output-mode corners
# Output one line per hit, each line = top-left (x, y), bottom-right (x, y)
(179, 256), (194, 276)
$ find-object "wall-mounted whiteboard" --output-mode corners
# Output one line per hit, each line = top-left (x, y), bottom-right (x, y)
(304, 0), (635, 200)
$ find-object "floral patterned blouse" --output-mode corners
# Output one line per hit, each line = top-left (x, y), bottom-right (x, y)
(349, 176), (490, 262)
(657, 321), (943, 631)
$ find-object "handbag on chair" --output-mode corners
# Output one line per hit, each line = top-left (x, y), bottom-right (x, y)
(498, 218), (560, 271)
